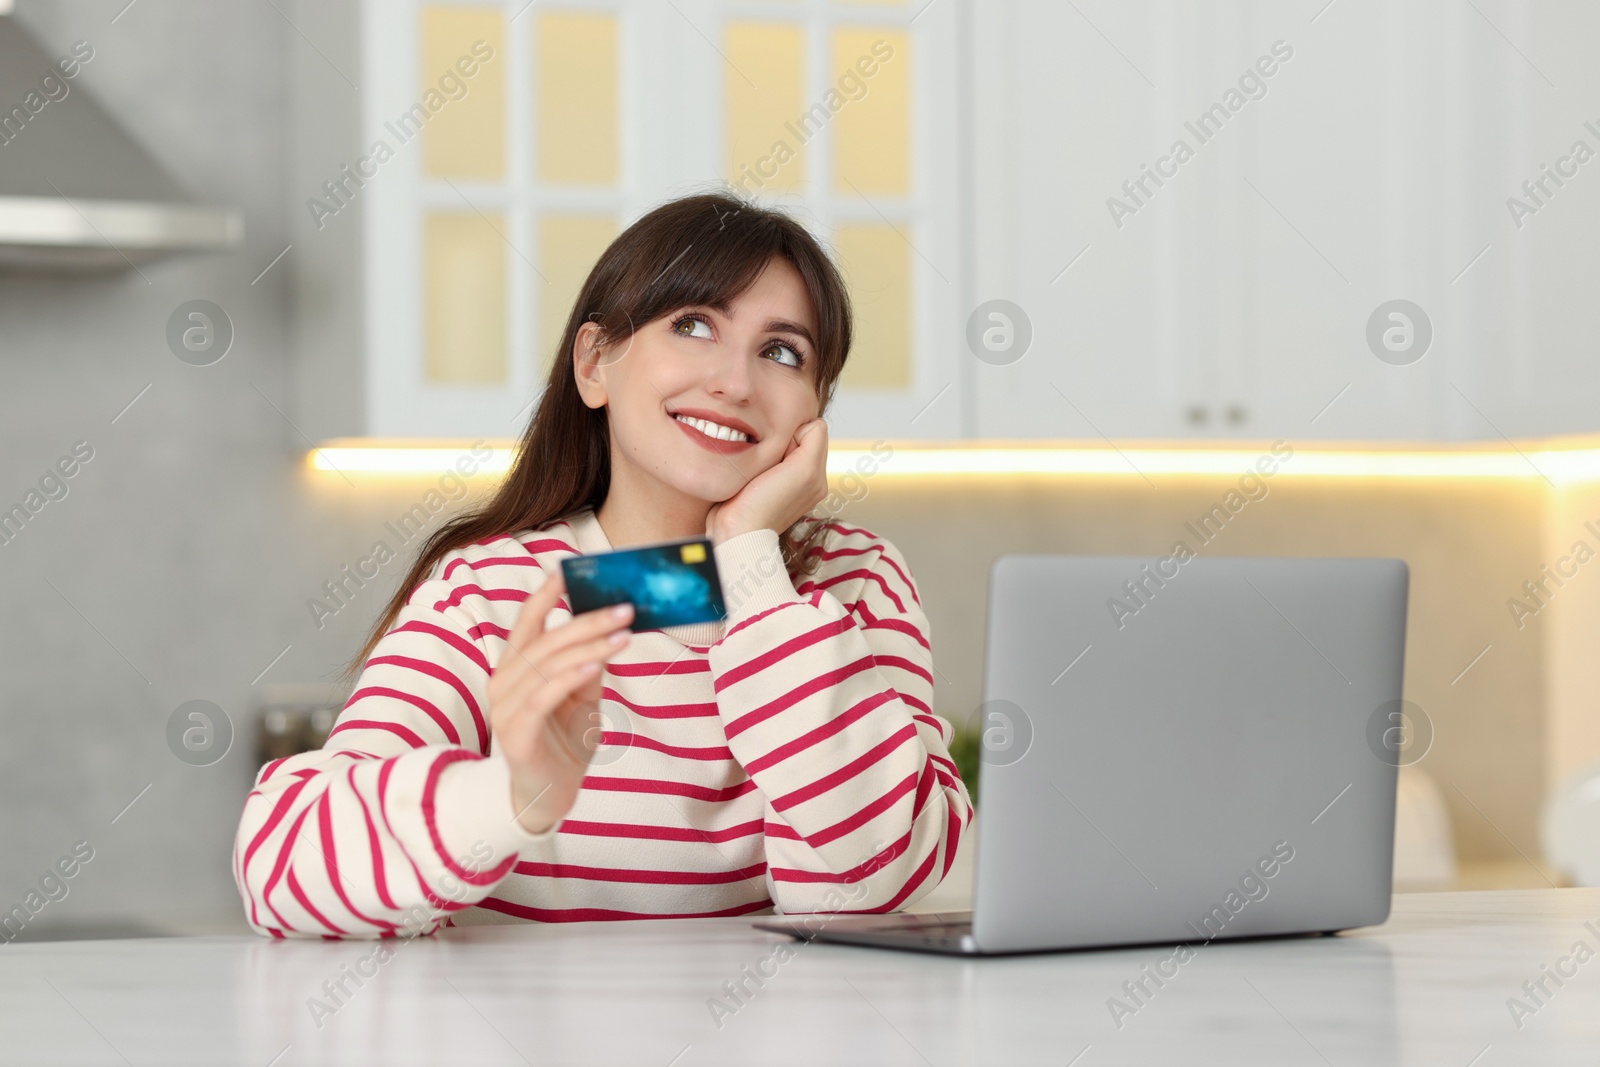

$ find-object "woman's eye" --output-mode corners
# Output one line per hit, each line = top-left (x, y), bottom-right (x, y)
(764, 342), (803, 369)
(672, 315), (713, 339)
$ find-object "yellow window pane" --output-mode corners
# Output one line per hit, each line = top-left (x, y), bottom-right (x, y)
(724, 23), (806, 196)
(832, 29), (908, 196)
(425, 213), (507, 384)
(419, 6), (504, 180)
(536, 12), (618, 185)
(539, 214), (618, 374)
(835, 224), (910, 389)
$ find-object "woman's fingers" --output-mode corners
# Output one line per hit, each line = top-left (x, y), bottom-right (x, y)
(493, 629), (623, 723)
(497, 574), (631, 694)
(498, 659), (602, 756)
(522, 602), (633, 668)
(536, 629), (630, 682)
(494, 571), (569, 688)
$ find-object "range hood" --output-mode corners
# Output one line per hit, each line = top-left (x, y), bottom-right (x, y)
(0, 11), (241, 271)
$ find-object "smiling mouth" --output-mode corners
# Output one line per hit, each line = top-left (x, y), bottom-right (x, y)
(672, 412), (756, 444)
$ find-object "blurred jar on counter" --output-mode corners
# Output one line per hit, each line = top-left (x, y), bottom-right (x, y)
(254, 684), (345, 764)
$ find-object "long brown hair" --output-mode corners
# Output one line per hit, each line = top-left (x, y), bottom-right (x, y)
(346, 190), (855, 678)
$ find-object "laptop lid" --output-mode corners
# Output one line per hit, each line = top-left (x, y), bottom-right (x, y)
(971, 555), (1408, 954)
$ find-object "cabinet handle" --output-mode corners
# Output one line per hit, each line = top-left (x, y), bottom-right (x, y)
(1186, 405), (1209, 426)
(1225, 404), (1248, 425)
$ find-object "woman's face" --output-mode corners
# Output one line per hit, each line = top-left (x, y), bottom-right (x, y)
(575, 256), (823, 504)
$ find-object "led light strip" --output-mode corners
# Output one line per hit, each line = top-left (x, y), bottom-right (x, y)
(309, 445), (515, 476)
(306, 441), (1600, 484)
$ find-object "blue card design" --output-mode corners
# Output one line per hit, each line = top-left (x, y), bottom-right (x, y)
(560, 538), (727, 630)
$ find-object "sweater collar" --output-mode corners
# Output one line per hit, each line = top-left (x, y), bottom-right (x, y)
(567, 506), (612, 555)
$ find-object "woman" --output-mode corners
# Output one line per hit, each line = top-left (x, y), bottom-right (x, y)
(234, 192), (972, 936)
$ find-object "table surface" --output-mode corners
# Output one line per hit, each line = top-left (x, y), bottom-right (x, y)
(2, 889), (1598, 1066)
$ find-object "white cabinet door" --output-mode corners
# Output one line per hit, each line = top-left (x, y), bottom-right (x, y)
(970, 0), (1536, 443)
(1467, 1), (1600, 440)
(971, 0), (1196, 440)
(1222, 0), (1529, 444)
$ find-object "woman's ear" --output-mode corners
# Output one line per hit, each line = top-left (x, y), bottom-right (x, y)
(572, 321), (610, 410)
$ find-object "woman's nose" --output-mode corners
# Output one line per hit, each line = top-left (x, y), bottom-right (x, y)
(704, 347), (753, 400)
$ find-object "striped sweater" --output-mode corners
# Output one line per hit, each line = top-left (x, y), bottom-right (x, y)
(233, 507), (972, 937)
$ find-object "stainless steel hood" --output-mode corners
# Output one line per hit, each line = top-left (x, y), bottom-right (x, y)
(0, 13), (241, 271)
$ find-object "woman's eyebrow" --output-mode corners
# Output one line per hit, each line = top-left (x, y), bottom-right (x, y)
(764, 319), (816, 348)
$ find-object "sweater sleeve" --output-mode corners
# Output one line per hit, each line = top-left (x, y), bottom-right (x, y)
(232, 565), (558, 939)
(707, 527), (972, 914)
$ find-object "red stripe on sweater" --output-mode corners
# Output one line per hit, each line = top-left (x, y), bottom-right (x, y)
(476, 896), (772, 923)
(389, 619), (491, 676)
(797, 568), (906, 613)
(940, 796), (962, 882)
(876, 553), (921, 608)
(872, 654), (933, 686)
(422, 751), (519, 886)
(468, 621), (510, 643)
(770, 835), (910, 884)
(907, 755), (938, 816)
(871, 840), (940, 914)
(926, 749), (960, 779)
(801, 767), (919, 849)
(607, 658), (711, 677)
(286, 865), (348, 937)
(557, 818), (765, 843)
(347, 762), (398, 912)
(720, 657), (877, 739)
(328, 718), (427, 749)
(240, 777), (314, 929)
(584, 775), (759, 804)
(375, 757), (460, 915)
(361, 659), (484, 751)
(510, 861), (767, 885)
(854, 600), (931, 650)
(602, 687), (719, 720)
(431, 584), (532, 612)
(771, 724), (918, 813)
(520, 537), (577, 555)
(722, 597), (807, 639)
(317, 791), (393, 932)
(715, 616), (854, 690)
(440, 554), (543, 581)
(261, 801), (318, 931)
(601, 732), (732, 762)
(742, 690), (894, 775)
(803, 544), (882, 564)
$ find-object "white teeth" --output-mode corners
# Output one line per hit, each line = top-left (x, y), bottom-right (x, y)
(675, 413), (749, 443)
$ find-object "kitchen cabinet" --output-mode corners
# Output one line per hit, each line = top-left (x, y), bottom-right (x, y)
(966, 0), (1546, 443)
(285, 0), (964, 444)
(289, 0), (1589, 446)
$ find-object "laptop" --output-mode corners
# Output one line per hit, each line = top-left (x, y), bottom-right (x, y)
(755, 555), (1409, 955)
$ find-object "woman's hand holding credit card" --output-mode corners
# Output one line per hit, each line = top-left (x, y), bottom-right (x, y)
(488, 570), (633, 835)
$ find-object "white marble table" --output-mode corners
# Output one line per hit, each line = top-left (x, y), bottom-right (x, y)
(2, 889), (1598, 1066)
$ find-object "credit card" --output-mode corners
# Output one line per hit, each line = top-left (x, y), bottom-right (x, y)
(559, 537), (727, 630)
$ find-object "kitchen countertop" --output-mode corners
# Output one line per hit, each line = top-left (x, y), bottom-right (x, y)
(2, 889), (1598, 1066)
